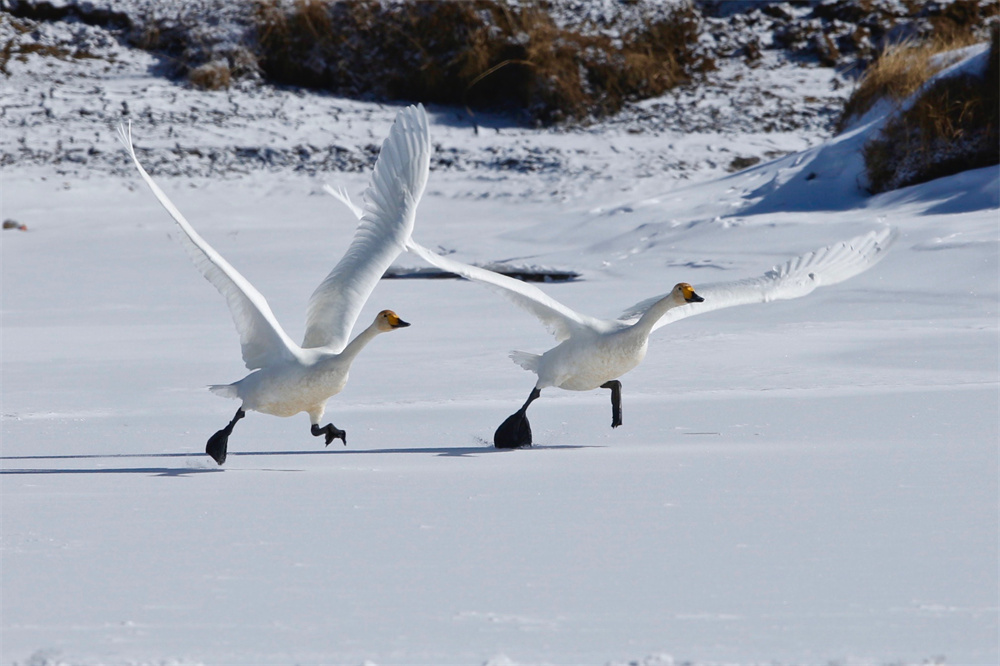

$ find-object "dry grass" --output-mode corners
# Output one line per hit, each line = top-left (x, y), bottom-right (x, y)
(188, 60), (232, 90)
(862, 25), (999, 193)
(252, 0), (710, 125)
(839, 31), (985, 129)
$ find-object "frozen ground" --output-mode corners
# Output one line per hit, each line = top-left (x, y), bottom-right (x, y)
(2, 11), (998, 666)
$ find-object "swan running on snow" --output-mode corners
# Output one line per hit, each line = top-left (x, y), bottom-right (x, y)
(410, 229), (894, 448)
(335, 186), (895, 449)
(118, 104), (431, 464)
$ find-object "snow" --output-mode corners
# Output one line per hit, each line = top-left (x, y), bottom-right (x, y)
(2, 16), (998, 666)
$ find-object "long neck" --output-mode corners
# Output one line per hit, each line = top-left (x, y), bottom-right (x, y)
(632, 295), (679, 336)
(337, 321), (382, 366)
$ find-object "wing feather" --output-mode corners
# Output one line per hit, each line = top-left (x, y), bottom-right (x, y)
(302, 104), (431, 351)
(619, 228), (897, 332)
(323, 184), (365, 220)
(117, 123), (298, 370)
(404, 239), (602, 341)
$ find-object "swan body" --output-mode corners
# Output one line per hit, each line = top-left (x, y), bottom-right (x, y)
(207, 310), (408, 420)
(118, 104), (430, 463)
(509, 283), (700, 392)
(332, 186), (896, 448)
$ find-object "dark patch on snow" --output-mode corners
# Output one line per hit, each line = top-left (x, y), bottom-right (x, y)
(384, 265), (581, 283)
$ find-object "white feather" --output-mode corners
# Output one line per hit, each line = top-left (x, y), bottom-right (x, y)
(404, 238), (609, 341)
(116, 122), (299, 371)
(322, 184), (365, 220)
(618, 228), (898, 332)
(303, 105), (431, 351)
(322, 187), (605, 342)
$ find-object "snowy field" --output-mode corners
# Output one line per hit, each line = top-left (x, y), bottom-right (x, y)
(2, 22), (999, 666)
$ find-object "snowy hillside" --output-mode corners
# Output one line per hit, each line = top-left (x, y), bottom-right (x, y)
(2, 3), (998, 666)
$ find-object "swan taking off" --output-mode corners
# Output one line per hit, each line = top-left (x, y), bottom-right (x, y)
(118, 104), (431, 464)
(410, 230), (895, 447)
(409, 230), (895, 447)
(335, 186), (895, 449)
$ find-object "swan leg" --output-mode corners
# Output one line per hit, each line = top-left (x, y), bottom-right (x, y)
(312, 423), (347, 447)
(494, 387), (541, 449)
(206, 407), (245, 466)
(601, 380), (623, 428)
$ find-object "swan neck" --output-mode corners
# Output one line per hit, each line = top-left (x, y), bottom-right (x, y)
(634, 295), (678, 333)
(338, 321), (382, 364)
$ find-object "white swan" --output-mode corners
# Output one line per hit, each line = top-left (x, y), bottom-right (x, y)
(118, 104), (431, 464)
(335, 186), (896, 449)
(419, 230), (895, 447)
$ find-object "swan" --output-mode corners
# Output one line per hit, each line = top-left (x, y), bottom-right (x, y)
(117, 104), (431, 464)
(338, 186), (897, 449)
(413, 229), (895, 448)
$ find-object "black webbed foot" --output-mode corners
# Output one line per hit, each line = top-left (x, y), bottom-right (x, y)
(494, 387), (541, 449)
(494, 410), (532, 449)
(312, 423), (346, 446)
(206, 408), (245, 466)
(601, 380), (623, 428)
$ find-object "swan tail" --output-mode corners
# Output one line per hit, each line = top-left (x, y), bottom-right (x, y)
(509, 351), (541, 373)
(209, 384), (240, 400)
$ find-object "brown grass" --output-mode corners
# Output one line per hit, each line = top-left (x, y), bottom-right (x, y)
(252, 0), (710, 125)
(839, 29), (984, 130)
(862, 25), (999, 193)
(188, 60), (232, 90)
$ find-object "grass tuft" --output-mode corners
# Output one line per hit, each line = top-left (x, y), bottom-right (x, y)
(839, 30), (984, 130)
(252, 0), (709, 125)
(861, 25), (999, 193)
(188, 60), (232, 90)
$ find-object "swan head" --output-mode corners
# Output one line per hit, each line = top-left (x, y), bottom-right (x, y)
(673, 282), (704, 304)
(375, 309), (411, 332)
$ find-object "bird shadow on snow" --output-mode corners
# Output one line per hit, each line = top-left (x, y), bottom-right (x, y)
(0, 466), (219, 477)
(0, 452), (220, 477)
(0, 445), (590, 475)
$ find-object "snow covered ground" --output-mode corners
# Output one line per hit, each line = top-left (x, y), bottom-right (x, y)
(2, 13), (998, 666)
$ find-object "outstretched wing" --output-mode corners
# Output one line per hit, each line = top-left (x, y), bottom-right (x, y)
(618, 228), (897, 333)
(302, 104), (431, 351)
(117, 123), (299, 370)
(404, 239), (605, 341)
(325, 179), (608, 341)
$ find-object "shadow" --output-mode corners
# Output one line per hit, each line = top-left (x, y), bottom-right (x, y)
(0, 444), (593, 475)
(1, 452), (203, 461)
(0, 467), (220, 477)
(238, 446), (491, 458)
(383, 266), (581, 282)
(1, 451), (213, 475)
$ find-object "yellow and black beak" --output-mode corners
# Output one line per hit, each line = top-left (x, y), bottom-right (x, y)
(681, 283), (704, 304)
(392, 317), (411, 329)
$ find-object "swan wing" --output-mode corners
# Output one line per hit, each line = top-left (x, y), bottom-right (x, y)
(323, 184), (365, 220)
(404, 239), (601, 341)
(302, 104), (431, 351)
(326, 181), (608, 340)
(619, 228), (897, 332)
(117, 123), (299, 370)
